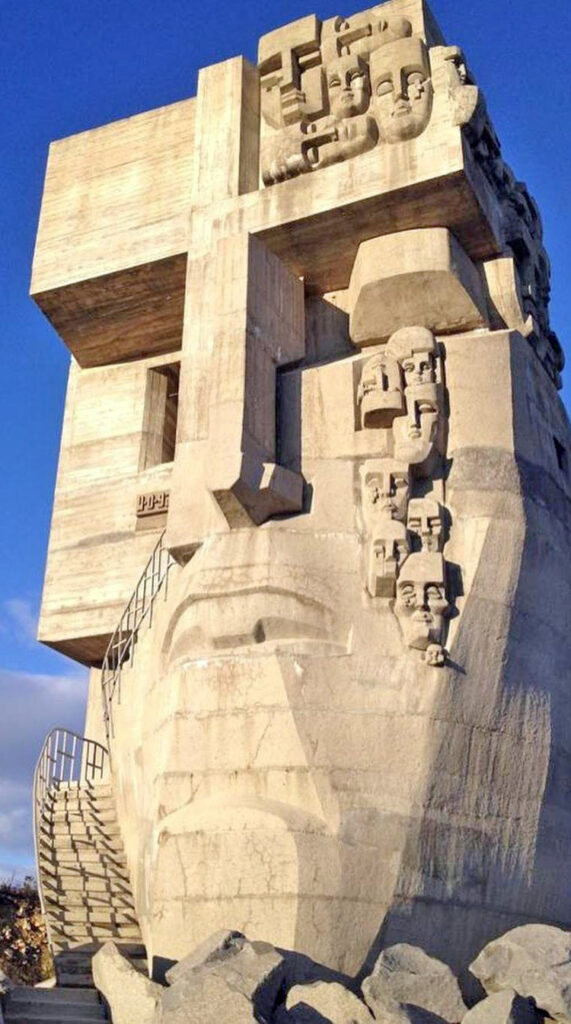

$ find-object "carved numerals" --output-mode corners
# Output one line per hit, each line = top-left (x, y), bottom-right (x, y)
(358, 327), (452, 666)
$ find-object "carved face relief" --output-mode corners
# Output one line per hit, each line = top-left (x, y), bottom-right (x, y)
(370, 37), (433, 143)
(401, 349), (436, 387)
(393, 382), (441, 469)
(368, 523), (409, 598)
(358, 353), (404, 428)
(407, 497), (443, 552)
(326, 54), (371, 119)
(361, 460), (409, 524)
(395, 552), (449, 651)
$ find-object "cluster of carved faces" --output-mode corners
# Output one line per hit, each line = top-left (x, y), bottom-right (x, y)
(358, 328), (450, 666)
(260, 15), (434, 184)
(442, 42), (563, 386)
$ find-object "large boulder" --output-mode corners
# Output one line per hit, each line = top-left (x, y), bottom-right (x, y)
(159, 932), (285, 1024)
(470, 925), (571, 1022)
(460, 990), (541, 1024)
(160, 930), (352, 1024)
(286, 980), (374, 1023)
(362, 945), (466, 1024)
(92, 941), (162, 1024)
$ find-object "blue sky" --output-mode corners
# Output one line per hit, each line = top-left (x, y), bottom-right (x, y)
(0, 0), (570, 880)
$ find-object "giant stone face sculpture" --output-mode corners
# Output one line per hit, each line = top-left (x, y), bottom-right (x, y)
(32, 0), (571, 991)
(370, 33), (433, 142)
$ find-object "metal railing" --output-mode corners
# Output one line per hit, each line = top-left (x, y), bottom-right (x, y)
(101, 529), (176, 744)
(33, 728), (108, 945)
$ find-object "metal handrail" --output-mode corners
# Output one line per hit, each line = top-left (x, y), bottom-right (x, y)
(101, 529), (176, 744)
(33, 728), (108, 949)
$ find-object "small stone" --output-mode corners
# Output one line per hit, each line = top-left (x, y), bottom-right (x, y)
(362, 945), (466, 1024)
(461, 990), (541, 1024)
(470, 925), (571, 1023)
(92, 941), (162, 1024)
(286, 980), (374, 1023)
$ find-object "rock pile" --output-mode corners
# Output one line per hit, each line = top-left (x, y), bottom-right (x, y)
(92, 924), (571, 1024)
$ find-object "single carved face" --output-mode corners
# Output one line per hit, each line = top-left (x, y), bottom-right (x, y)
(401, 349), (436, 387)
(327, 54), (371, 119)
(358, 353), (404, 428)
(370, 36), (433, 143)
(407, 497), (443, 552)
(395, 552), (449, 650)
(362, 461), (409, 521)
(404, 383), (439, 442)
(368, 525), (409, 598)
(392, 382), (441, 471)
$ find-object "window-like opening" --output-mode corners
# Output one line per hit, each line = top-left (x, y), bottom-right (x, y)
(141, 362), (180, 468)
(553, 436), (568, 476)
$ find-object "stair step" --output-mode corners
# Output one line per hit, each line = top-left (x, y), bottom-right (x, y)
(7, 1015), (105, 1024)
(42, 862), (131, 881)
(7, 1002), (106, 1020)
(55, 943), (146, 958)
(55, 976), (95, 988)
(47, 811), (117, 826)
(47, 831), (121, 847)
(48, 908), (138, 925)
(50, 925), (142, 941)
(45, 892), (134, 910)
(42, 849), (128, 866)
(9, 989), (100, 1005)
(44, 874), (133, 894)
(50, 821), (120, 834)
(50, 783), (112, 797)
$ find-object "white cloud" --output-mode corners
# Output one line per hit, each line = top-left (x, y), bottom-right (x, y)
(0, 667), (89, 878)
(1, 597), (39, 644)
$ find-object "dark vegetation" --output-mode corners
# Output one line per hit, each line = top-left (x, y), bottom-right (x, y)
(0, 877), (52, 985)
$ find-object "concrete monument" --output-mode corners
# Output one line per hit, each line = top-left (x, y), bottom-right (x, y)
(30, 0), (570, 988)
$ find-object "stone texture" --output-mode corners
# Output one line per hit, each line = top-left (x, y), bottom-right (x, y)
(92, 941), (162, 1024)
(348, 229), (488, 345)
(362, 945), (466, 1023)
(286, 981), (374, 1023)
(460, 991), (540, 1024)
(159, 933), (285, 1024)
(470, 926), (571, 1022)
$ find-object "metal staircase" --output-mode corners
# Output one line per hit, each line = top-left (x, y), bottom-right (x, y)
(34, 729), (145, 988)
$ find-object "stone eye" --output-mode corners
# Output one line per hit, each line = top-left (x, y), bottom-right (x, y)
(376, 79), (393, 96)
(407, 71), (424, 85)
(329, 76), (341, 88)
(402, 359), (414, 372)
